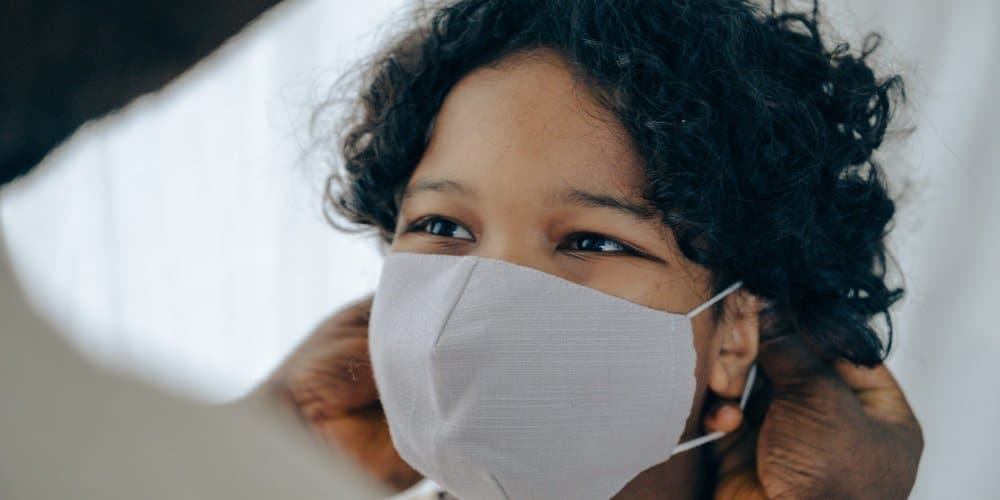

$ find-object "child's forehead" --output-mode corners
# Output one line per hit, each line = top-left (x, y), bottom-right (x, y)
(421, 49), (646, 199)
(441, 49), (606, 128)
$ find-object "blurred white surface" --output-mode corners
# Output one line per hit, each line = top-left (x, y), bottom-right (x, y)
(1, 0), (996, 497)
(0, 0), (403, 400)
(829, 1), (1000, 498)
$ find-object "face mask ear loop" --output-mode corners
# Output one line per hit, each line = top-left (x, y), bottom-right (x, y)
(673, 281), (755, 456)
(685, 281), (744, 320)
(739, 363), (758, 409)
(670, 363), (757, 456)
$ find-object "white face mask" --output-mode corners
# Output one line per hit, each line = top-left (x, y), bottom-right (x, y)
(369, 252), (754, 500)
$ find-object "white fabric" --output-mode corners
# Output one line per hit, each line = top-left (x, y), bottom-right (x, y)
(0, 0), (996, 497)
(391, 478), (448, 500)
(0, 228), (385, 499)
(369, 252), (701, 500)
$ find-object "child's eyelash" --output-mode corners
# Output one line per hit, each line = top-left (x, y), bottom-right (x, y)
(404, 217), (650, 260)
(562, 232), (641, 255)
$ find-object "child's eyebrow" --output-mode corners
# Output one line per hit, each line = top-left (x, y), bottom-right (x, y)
(402, 178), (476, 201)
(558, 187), (659, 221)
(402, 176), (657, 222)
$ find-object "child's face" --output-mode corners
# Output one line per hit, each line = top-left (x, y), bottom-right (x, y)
(388, 48), (757, 483)
(393, 48), (706, 318)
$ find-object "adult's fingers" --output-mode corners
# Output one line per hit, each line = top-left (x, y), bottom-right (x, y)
(278, 294), (380, 414)
(703, 400), (744, 434)
(834, 360), (919, 425)
(833, 359), (897, 391)
(273, 294), (374, 378)
(755, 333), (833, 389)
(286, 336), (380, 416)
(312, 294), (375, 341)
(708, 420), (763, 500)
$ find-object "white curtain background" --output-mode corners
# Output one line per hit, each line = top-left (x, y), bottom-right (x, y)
(1, 0), (996, 497)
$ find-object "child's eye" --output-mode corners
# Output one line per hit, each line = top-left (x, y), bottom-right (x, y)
(561, 233), (635, 254)
(409, 216), (475, 241)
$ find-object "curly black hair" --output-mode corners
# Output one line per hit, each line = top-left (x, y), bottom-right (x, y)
(321, 0), (906, 366)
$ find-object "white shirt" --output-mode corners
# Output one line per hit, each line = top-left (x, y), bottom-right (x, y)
(0, 227), (386, 499)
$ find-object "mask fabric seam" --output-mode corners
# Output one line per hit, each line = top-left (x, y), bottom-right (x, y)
(431, 257), (480, 347)
(420, 256), (479, 493)
(489, 472), (512, 500)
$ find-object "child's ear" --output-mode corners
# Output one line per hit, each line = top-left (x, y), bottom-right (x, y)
(708, 291), (762, 400)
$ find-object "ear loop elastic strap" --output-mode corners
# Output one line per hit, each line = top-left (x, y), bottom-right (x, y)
(685, 281), (744, 320)
(671, 363), (758, 456)
(673, 280), (756, 456)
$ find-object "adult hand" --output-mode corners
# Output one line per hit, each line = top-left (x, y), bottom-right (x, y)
(705, 333), (924, 499)
(261, 294), (422, 492)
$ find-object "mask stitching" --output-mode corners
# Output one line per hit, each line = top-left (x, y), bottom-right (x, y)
(488, 472), (512, 500)
(432, 257), (480, 347)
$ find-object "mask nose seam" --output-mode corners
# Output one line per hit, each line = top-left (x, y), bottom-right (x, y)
(488, 473), (511, 500)
(432, 257), (480, 347)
